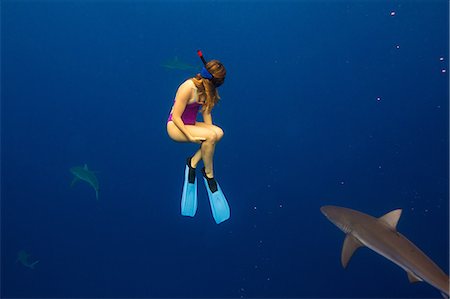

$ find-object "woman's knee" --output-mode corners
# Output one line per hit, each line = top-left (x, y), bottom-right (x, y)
(196, 123), (224, 142)
(215, 126), (224, 141)
(203, 129), (218, 143)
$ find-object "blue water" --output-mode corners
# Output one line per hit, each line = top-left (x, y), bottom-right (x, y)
(2, 1), (448, 298)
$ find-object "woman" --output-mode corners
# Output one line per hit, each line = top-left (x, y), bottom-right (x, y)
(166, 51), (230, 224)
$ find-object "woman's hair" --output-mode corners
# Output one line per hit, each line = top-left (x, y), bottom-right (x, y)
(191, 60), (226, 113)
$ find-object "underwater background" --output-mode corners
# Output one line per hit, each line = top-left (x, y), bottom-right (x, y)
(1, 1), (449, 298)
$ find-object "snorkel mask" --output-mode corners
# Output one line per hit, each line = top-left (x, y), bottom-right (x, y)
(197, 50), (224, 87)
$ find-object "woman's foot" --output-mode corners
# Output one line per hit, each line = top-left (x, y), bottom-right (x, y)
(202, 167), (218, 193)
(186, 157), (196, 184)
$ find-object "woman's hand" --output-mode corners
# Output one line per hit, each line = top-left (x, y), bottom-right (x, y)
(189, 136), (206, 144)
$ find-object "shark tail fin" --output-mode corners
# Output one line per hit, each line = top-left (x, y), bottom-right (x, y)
(341, 234), (363, 268)
(95, 190), (99, 200)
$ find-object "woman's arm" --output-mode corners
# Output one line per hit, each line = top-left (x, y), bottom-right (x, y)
(202, 109), (213, 125)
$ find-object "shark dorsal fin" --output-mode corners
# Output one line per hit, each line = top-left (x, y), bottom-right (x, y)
(84, 164), (88, 170)
(341, 234), (363, 268)
(379, 209), (402, 229)
(407, 271), (422, 283)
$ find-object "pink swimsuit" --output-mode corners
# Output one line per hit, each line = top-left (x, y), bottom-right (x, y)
(167, 101), (202, 125)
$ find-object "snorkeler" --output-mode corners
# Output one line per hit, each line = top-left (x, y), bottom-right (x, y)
(166, 50), (230, 224)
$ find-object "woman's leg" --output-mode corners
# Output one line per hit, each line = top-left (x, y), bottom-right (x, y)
(194, 123), (224, 178)
(167, 121), (218, 177)
(188, 126), (223, 168)
(190, 148), (202, 168)
(195, 122), (224, 143)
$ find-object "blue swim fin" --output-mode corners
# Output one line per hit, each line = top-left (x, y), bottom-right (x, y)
(181, 158), (197, 217)
(202, 168), (230, 224)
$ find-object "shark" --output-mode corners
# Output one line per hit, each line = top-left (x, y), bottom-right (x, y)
(70, 164), (99, 200)
(161, 56), (198, 71)
(320, 205), (449, 298)
(16, 250), (39, 269)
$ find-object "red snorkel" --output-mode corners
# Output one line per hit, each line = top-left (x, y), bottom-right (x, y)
(197, 49), (214, 80)
(197, 49), (223, 87)
(197, 49), (207, 66)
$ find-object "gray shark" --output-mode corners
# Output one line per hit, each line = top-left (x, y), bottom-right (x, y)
(70, 164), (99, 200)
(321, 205), (449, 297)
(161, 56), (197, 71)
(16, 250), (39, 269)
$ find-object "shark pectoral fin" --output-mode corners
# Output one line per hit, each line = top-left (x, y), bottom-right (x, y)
(70, 177), (80, 187)
(407, 271), (422, 283)
(379, 209), (402, 230)
(341, 234), (363, 268)
(29, 260), (40, 269)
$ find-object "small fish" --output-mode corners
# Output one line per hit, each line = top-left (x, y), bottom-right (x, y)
(70, 164), (99, 200)
(16, 250), (39, 269)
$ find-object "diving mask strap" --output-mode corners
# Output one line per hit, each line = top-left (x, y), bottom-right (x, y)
(200, 67), (213, 79)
